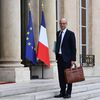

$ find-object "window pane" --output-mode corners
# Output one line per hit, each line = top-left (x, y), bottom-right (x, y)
(56, 0), (58, 20)
(82, 9), (86, 26)
(82, 46), (86, 55)
(82, 27), (86, 44)
(56, 22), (58, 31)
(82, 46), (86, 63)
(82, 0), (86, 7)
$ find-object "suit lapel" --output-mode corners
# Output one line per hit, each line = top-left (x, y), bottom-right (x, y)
(61, 29), (70, 46)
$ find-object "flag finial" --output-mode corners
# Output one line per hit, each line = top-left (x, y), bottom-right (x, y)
(28, 2), (31, 10)
(42, 0), (44, 9)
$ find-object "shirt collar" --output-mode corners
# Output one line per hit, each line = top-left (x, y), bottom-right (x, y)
(61, 28), (67, 33)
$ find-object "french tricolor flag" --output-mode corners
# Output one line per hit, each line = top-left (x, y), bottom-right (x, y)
(37, 11), (50, 67)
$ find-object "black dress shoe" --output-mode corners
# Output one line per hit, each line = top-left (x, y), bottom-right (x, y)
(54, 94), (64, 98)
(63, 94), (71, 98)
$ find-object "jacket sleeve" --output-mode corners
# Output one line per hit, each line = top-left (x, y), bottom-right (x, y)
(70, 32), (76, 61)
(55, 31), (59, 60)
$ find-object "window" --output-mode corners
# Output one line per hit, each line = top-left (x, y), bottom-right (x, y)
(80, 0), (89, 65)
(21, 0), (29, 65)
(56, 0), (60, 31)
(56, 0), (64, 31)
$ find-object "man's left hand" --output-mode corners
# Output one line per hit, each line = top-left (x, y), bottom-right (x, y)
(71, 61), (76, 66)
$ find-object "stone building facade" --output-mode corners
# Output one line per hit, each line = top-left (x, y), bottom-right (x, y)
(0, 0), (100, 82)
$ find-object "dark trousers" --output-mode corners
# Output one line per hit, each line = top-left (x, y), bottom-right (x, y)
(57, 54), (72, 95)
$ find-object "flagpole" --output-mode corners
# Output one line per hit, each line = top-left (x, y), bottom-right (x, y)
(37, 0), (50, 78)
(41, 0), (44, 79)
(28, 0), (32, 79)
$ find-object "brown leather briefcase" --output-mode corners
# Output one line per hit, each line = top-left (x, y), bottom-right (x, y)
(64, 64), (85, 83)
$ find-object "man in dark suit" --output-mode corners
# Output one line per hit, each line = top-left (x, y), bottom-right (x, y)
(54, 18), (76, 98)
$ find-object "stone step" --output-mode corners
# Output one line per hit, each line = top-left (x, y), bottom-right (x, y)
(0, 76), (99, 88)
(0, 76), (100, 89)
(1, 87), (100, 100)
(1, 80), (100, 100)
(44, 89), (100, 100)
(0, 81), (59, 97)
(88, 96), (100, 100)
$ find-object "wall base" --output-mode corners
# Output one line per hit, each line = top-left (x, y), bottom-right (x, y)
(0, 67), (30, 82)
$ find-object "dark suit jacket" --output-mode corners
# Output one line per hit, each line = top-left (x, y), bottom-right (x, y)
(56, 29), (76, 64)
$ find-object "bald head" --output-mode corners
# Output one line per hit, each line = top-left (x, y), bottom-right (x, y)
(59, 18), (67, 30)
(60, 18), (67, 23)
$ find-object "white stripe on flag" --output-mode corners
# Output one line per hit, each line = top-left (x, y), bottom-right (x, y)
(39, 26), (48, 47)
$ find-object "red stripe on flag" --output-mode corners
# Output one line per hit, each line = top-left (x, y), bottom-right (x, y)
(37, 42), (50, 67)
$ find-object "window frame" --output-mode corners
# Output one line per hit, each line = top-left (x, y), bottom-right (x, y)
(80, 0), (89, 55)
(56, 0), (60, 31)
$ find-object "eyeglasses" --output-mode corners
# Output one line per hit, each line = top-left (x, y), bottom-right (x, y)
(60, 23), (67, 25)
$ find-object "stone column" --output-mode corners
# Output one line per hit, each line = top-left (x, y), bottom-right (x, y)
(42, 0), (57, 78)
(64, 0), (80, 65)
(0, 0), (30, 82)
(91, 0), (100, 76)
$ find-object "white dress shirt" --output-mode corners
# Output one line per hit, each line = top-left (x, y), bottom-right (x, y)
(59, 28), (67, 54)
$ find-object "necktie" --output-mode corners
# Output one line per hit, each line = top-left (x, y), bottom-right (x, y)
(56, 31), (62, 53)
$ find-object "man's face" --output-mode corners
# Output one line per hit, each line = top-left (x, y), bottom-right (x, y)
(59, 19), (67, 30)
